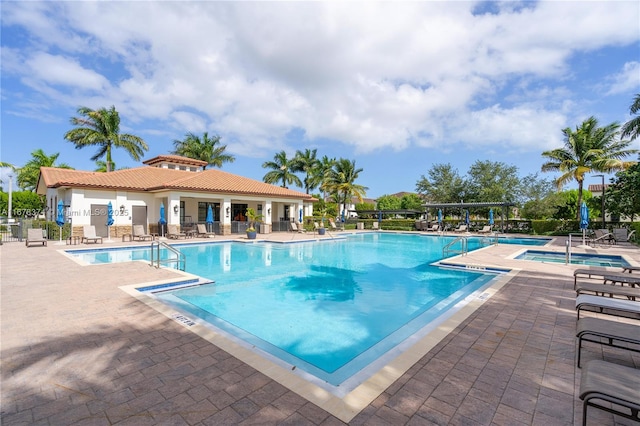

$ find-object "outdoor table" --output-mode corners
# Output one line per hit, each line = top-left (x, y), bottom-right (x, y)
(604, 274), (640, 288)
(66, 236), (81, 245)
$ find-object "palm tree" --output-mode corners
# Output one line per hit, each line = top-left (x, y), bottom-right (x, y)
(325, 158), (368, 218)
(172, 132), (235, 169)
(541, 116), (638, 219)
(262, 151), (302, 188)
(94, 160), (115, 172)
(317, 155), (337, 201)
(64, 106), (148, 172)
(292, 148), (320, 194)
(621, 93), (640, 141)
(17, 149), (73, 191)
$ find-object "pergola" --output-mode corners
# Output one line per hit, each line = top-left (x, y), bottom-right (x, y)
(349, 209), (423, 220)
(422, 202), (516, 231)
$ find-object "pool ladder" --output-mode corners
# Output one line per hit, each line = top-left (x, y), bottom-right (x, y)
(150, 241), (186, 271)
(443, 236), (468, 257)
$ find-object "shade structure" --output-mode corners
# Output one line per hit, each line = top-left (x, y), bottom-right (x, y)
(580, 202), (590, 246)
(465, 210), (470, 226)
(206, 205), (214, 232)
(437, 209), (443, 223)
(489, 209), (494, 225)
(56, 200), (65, 243)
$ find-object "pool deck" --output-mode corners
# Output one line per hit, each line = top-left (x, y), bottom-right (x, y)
(1, 231), (639, 425)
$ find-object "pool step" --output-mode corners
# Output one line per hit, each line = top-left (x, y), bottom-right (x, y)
(137, 277), (215, 293)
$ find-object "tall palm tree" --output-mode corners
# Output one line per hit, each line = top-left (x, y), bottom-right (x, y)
(172, 132), (235, 169)
(541, 116), (638, 219)
(325, 158), (368, 218)
(262, 151), (302, 188)
(64, 106), (148, 172)
(317, 155), (337, 201)
(17, 149), (73, 191)
(621, 93), (640, 141)
(292, 148), (320, 194)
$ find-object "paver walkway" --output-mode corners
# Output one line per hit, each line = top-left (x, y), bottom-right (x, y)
(1, 233), (639, 425)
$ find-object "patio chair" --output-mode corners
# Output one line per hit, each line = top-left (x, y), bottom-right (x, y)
(290, 222), (305, 233)
(579, 360), (640, 425)
(575, 282), (639, 301)
(196, 223), (215, 238)
(82, 225), (103, 244)
(26, 228), (47, 247)
(427, 223), (440, 232)
(477, 225), (492, 234)
(589, 229), (615, 246)
(576, 317), (640, 367)
(452, 224), (467, 233)
(328, 219), (342, 231)
(166, 224), (186, 239)
(575, 294), (640, 319)
(132, 225), (153, 241)
(613, 228), (637, 244)
(372, 222), (379, 230)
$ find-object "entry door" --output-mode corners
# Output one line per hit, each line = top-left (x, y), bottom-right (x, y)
(132, 206), (148, 232)
(90, 204), (108, 237)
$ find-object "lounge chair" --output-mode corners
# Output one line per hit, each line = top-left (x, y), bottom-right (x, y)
(576, 317), (640, 367)
(82, 225), (103, 244)
(575, 282), (639, 301)
(589, 229), (615, 246)
(328, 219), (342, 231)
(427, 223), (440, 232)
(573, 268), (640, 289)
(26, 228), (47, 247)
(575, 294), (640, 319)
(372, 222), (379, 230)
(579, 360), (640, 425)
(132, 224), (153, 241)
(290, 222), (305, 233)
(613, 228), (637, 244)
(477, 225), (492, 234)
(196, 224), (215, 238)
(166, 224), (186, 239)
(452, 224), (467, 233)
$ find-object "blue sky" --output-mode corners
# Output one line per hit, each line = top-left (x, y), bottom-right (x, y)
(1, 1), (639, 198)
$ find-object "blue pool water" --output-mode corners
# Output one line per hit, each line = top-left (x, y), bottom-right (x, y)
(516, 250), (630, 267)
(68, 233), (547, 386)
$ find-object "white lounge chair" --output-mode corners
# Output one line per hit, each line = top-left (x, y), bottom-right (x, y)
(452, 224), (467, 233)
(82, 225), (103, 244)
(132, 225), (153, 241)
(26, 228), (47, 247)
(372, 222), (379, 230)
(613, 228), (636, 243)
(575, 294), (640, 319)
(196, 224), (215, 238)
(477, 225), (492, 234)
(166, 224), (186, 239)
(290, 222), (305, 233)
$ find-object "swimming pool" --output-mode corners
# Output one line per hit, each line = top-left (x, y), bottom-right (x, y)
(68, 233), (535, 390)
(516, 250), (631, 267)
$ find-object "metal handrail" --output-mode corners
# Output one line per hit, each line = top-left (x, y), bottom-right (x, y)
(443, 236), (468, 257)
(150, 241), (186, 271)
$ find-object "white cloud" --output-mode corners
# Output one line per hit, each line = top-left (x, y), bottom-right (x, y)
(2, 1), (639, 159)
(606, 61), (640, 95)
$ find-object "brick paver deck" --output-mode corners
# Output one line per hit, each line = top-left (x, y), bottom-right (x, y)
(1, 232), (638, 425)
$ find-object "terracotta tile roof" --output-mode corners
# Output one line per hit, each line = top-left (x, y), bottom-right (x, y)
(39, 166), (314, 200)
(142, 154), (208, 167)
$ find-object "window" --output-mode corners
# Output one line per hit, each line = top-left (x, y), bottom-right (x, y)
(198, 202), (219, 222)
(231, 204), (248, 221)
